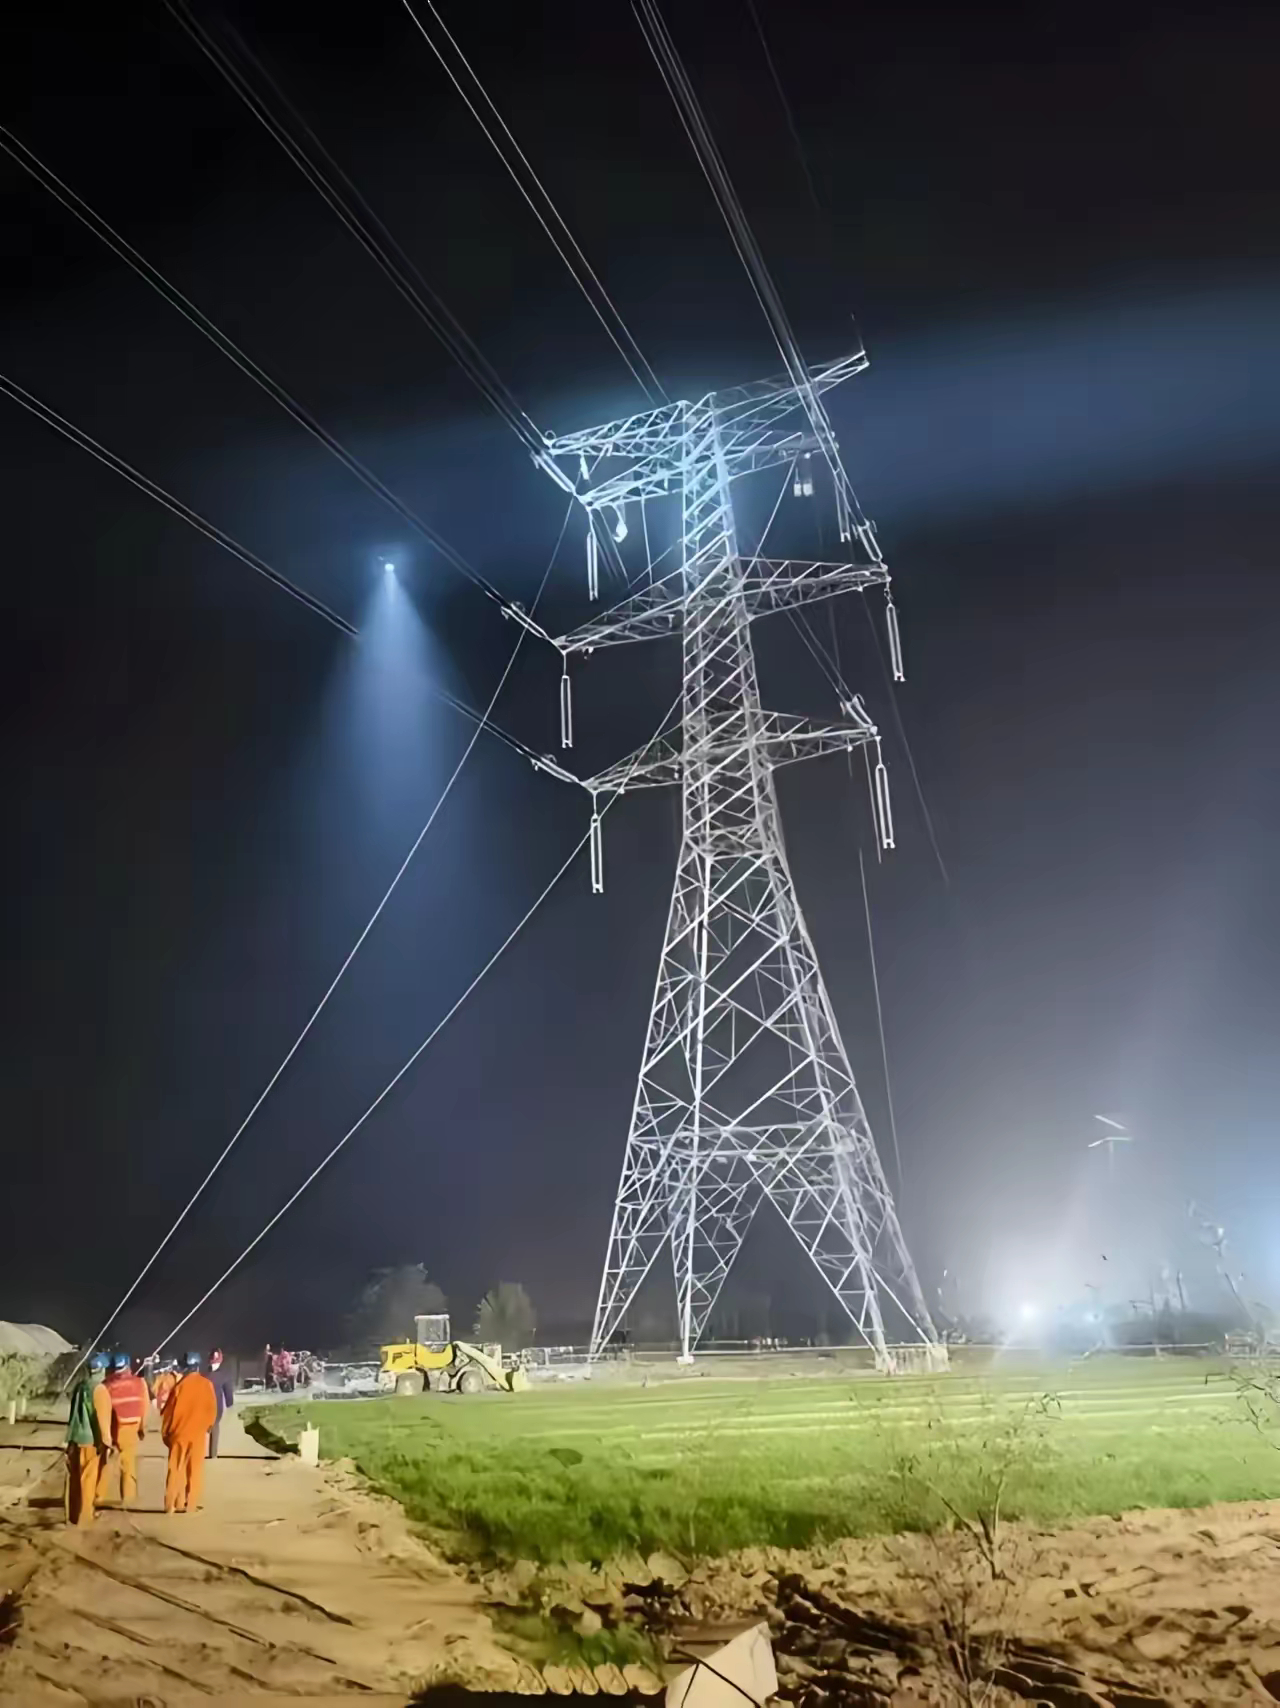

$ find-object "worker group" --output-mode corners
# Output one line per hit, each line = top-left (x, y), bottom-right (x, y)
(65, 1350), (234, 1526)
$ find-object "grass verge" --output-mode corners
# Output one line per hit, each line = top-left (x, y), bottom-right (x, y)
(255, 1359), (1280, 1565)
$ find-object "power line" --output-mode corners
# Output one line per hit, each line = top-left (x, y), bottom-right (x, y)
(0, 372), (541, 769)
(69, 496), (577, 1376)
(162, 0), (561, 479)
(0, 126), (532, 619)
(859, 597), (950, 888)
(150, 682), (686, 1357)
(711, 22), (951, 897)
(153, 841), (584, 1356)
(632, 0), (880, 563)
(637, 0), (948, 900)
(0, 372), (356, 639)
(398, 0), (667, 405)
(750, 470), (852, 699)
(790, 604), (848, 699)
(860, 847), (903, 1195)
(742, 0), (824, 220)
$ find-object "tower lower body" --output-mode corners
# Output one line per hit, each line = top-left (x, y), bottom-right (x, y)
(588, 406), (941, 1368)
(590, 821), (942, 1366)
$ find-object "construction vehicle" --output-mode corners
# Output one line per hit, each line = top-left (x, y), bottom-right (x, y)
(378, 1313), (529, 1395)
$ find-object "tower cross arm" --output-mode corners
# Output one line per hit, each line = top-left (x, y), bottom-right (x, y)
(750, 708), (882, 772)
(556, 573), (686, 653)
(538, 351), (865, 464)
(540, 399), (688, 462)
(580, 729), (684, 795)
(556, 558), (891, 655)
(709, 350), (869, 429)
(578, 422), (821, 513)
(537, 351), (869, 508)
(581, 707), (881, 797)
(746, 557), (891, 617)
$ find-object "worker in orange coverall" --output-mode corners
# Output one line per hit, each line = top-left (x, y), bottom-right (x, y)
(102, 1353), (149, 1506)
(64, 1352), (112, 1526)
(161, 1351), (218, 1514)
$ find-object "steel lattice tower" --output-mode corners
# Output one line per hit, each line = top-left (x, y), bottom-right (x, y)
(534, 354), (944, 1370)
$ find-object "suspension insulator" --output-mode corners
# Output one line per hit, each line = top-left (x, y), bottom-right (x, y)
(586, 527), (599, 601)
(589, 799), (604, 894)
(886, 596), (905, 683)
(874, 746), (895, 852)
(560, 666), (574, 750)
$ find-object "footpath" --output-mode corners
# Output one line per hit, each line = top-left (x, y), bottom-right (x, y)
(0, 1407), (531, 1705)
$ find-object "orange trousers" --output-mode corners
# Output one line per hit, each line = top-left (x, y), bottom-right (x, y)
(164, 1437), (206, 1513)
(103, 1422), (142, 1505)
(65, 1444), (107, 1526)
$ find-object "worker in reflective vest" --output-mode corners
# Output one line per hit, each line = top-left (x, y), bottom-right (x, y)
(103, 1354), (149, 1506)
(64, 1353), (112, 1526)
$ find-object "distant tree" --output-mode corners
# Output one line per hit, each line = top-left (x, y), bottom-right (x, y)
(345, 1265), (447, 1352)
(474, 1282), (537, 1351)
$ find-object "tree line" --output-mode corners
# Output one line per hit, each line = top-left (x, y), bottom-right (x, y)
(340, 1265), (536, 1356)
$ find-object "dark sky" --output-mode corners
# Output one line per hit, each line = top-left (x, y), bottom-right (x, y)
(3, 1), (1278, 1352)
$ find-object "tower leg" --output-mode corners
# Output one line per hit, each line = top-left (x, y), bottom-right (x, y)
(590, 855), (699, 1356)
(670, 1155), (761, 1360)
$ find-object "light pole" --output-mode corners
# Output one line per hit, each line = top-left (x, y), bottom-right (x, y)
(1088, 1114), (1133, 1178)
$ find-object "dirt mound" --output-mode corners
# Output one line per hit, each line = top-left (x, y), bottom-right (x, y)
(499, 1499), (1280, 1705)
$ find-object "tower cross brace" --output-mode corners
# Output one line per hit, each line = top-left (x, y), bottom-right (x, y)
(537, 356), (944, 1370)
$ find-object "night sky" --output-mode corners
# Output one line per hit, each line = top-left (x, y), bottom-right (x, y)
(4, 2), (1279, 1354)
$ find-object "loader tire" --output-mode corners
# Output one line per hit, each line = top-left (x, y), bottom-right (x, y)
(456, 1367), (484, 1395)
(395, 1371), (425, 1395)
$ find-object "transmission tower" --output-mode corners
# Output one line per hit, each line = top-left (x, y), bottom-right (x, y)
(534, 352), (944, 1371)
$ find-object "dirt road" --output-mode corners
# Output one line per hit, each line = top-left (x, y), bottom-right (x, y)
(0, 1409), (533, 1705)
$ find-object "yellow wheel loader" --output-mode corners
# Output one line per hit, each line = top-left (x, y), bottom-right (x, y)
(378, 1313), (529, 1395)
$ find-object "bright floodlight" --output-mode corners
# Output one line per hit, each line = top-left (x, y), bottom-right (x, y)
(384, 560), (396, 573)
(1019, 1302), (1039, 1322)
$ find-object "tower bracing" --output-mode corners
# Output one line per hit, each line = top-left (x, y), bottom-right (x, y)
(536, 354), (944, 1370)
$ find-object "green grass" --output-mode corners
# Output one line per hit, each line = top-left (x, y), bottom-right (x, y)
(256, 1359), (1280, 1566)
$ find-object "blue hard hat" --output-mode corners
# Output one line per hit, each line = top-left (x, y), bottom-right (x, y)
(87, 1352), (109, 1372)
(110, 1353), (130, 1372)
(183, 1351), (203, 1369)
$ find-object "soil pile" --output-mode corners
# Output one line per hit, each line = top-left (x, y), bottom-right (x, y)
(498, 1499), (1280, 1705)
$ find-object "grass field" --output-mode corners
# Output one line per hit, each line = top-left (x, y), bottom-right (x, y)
(258, 1359), (1280, 1566)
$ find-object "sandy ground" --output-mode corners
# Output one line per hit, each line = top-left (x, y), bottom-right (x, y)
(0, 1409), (534, 1706)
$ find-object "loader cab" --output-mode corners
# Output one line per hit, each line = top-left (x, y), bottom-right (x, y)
(414, 1313), (451, 1351)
